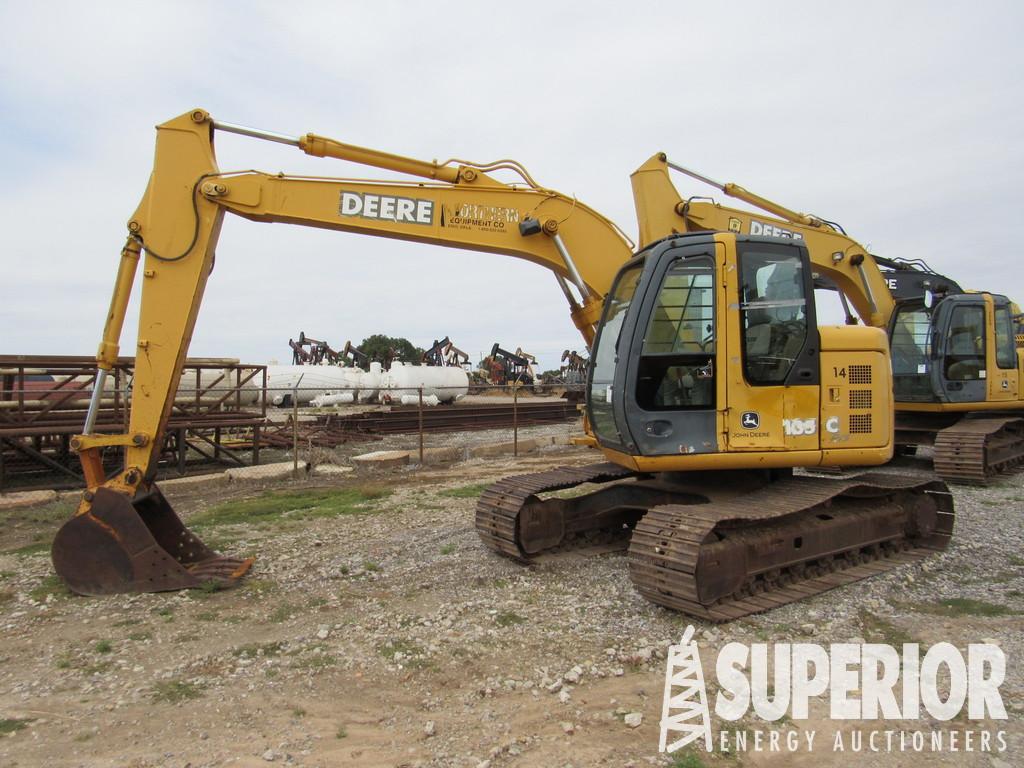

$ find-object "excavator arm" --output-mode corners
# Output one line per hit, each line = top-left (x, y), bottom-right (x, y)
(630, 153), (898, 329)
(54, 108), (632, 595)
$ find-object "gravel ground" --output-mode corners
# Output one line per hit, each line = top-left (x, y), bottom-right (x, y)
(0, 438), (1020, 767)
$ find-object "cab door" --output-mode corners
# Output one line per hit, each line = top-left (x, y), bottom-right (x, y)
(935, 298), (989, 404)
(724, 239), (821, 452)
(619, 240), (722, 456)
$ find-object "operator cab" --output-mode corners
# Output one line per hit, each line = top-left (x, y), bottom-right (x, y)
(890, 293), (1019, 404)
(588, 233), (820, 456)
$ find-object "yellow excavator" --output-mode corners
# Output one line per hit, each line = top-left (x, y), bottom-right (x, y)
(51, 110), (952, 623)
(631, 154), (1024, 485)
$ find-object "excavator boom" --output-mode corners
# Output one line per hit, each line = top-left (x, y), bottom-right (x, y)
(54, 109), (632, 595)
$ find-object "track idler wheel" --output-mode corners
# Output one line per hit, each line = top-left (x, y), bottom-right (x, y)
(51, 485), (253, 596)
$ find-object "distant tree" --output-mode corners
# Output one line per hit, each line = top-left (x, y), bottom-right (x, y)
(359, 334), (423, 365)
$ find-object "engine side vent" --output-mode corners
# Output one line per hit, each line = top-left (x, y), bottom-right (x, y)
(849, 390), (872, 409)
(849, 414), (872, 434)
(848, 365), (872, 384)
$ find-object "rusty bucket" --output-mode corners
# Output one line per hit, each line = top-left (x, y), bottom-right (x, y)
(51, 484), (253, 596)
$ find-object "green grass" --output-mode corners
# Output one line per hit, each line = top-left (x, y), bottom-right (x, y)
(291, 707), (307, 718)
(128, 630), (152, 642)
(908, 598), (1018, 618)
(439, 543), (455, 555)
(233, 641), (285, 658)
(1009, 555), (1024, 567)
(668, 752), (706, 768)
(151, 680), (204, 703)
(243, 578), (278, 594)
(191, 486), (391, 528)
(151, 606), (174, 622)
(54, 652), (112, 675)
(93, 640), (113, 654)
(292, 653), (337, 670)
(335, 724), (348, 739)
(0, 718), (32, 735)
(379, 638), (425, 662)
(29, 575), (70, 602)
(362, 560), (380, 573)
(6, 540), (50, 557)
(269, 603), (298, 623)
(859, 610), (918, 647)
(494, 611), (525, 627)
(5, 499), (76, 525)
(438, 483), (490, 499)
(196, 579), (222, 595)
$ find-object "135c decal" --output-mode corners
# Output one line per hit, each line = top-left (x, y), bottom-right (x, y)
(783, 418), (816, 436)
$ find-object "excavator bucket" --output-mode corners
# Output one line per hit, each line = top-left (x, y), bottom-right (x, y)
(51, 485), (253, 596)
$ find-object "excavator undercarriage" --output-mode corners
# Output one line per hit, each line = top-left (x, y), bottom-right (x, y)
(897, 414), (1024, 485)
(476, 463), (953, 621)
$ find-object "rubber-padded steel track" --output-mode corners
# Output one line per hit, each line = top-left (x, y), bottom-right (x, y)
(628, 472), (953, 622)
(933, 417), (1024, 485)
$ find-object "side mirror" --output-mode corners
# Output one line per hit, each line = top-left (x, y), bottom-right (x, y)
(923, 289), (934, 310)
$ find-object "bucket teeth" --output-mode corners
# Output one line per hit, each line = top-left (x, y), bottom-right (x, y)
(51, 484), (254, 596)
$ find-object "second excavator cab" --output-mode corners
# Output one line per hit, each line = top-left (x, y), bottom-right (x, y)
(891, 293), (1020, 406)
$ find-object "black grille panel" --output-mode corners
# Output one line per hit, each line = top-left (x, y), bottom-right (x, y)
(849, 390), (872, 410)
(850, 414), (872, 434)
(848, 365), (872, 384)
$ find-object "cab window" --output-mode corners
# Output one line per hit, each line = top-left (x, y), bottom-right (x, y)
(636, 258), (715, 410)
(944, 305), (986, 380)
(740, 251), (808, 385)
(995, 306), (1016, 370)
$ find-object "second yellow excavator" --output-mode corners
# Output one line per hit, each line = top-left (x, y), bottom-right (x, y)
(630, 154), (1024, 485)
(51, 110), (952, 622)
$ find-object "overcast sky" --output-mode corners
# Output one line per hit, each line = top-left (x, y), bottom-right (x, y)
(1, 1), (1021, 373)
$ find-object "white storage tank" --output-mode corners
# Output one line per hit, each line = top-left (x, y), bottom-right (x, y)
(266, 365), (361, 406)
(379, 362), (468, 404)
(357, 361), (383, 403)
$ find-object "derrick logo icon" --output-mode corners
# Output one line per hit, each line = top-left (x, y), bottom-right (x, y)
(659, 626), (713, 753)
(741, 411), (760, 429)
(658, 625), (1009, 756)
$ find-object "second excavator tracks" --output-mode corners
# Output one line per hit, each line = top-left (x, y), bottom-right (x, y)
(475, 463), (954, 622)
